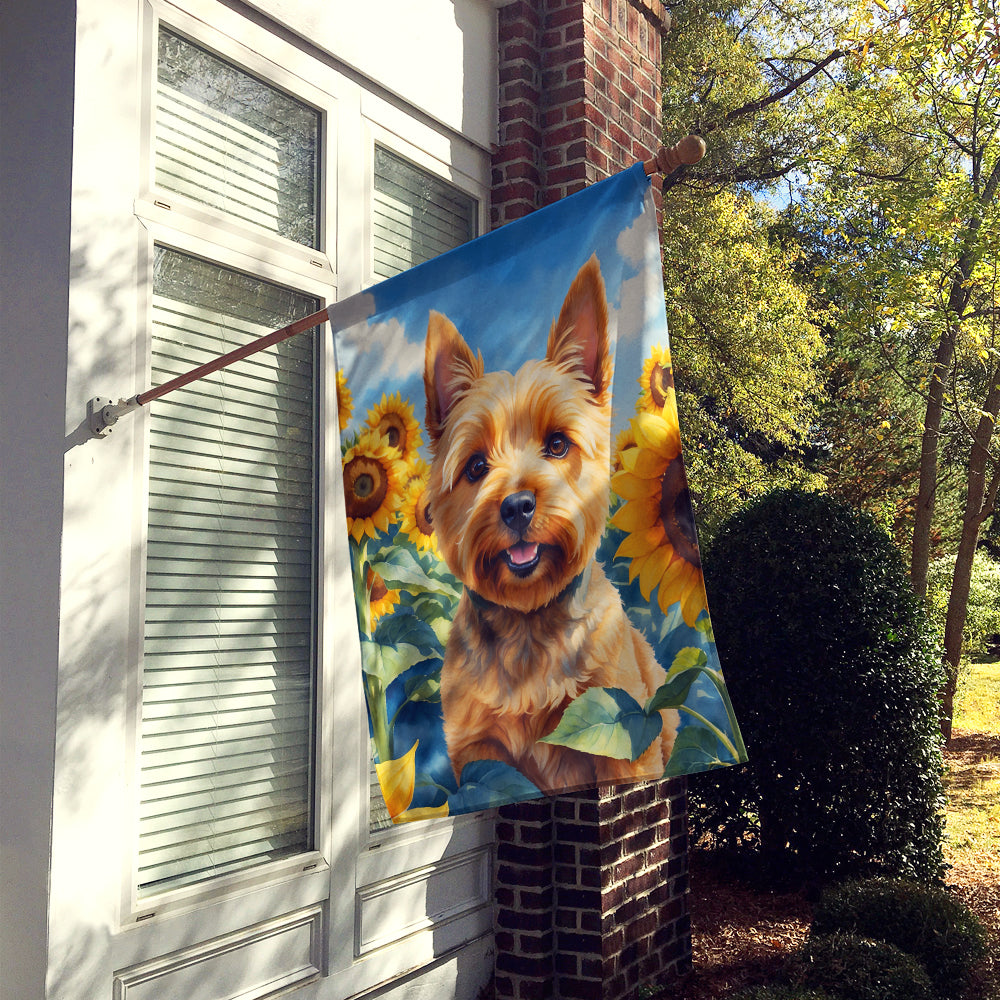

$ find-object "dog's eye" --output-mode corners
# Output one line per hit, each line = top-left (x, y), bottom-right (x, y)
(544, 432), (571, 459)
(464, 453), (488, 482)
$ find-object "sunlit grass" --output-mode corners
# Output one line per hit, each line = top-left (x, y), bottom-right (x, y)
(956, 660), (1000, 736)
(945, 660), (1000, 871)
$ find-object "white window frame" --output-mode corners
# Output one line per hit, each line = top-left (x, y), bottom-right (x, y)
(110, 1), (496, 993)
(123, 0), (340, 930)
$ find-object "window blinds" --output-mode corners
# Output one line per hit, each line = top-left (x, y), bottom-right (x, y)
(155, 28), (320, 249)
(138, 248), (318, 895)
(372, 146), (477, 280)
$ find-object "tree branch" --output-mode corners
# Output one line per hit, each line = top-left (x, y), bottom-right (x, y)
(704, 49), (847, 133)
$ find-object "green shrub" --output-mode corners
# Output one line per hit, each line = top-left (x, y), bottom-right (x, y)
(791, 933), (934, 1000)
(732, 987), (837, 1000)
(693, 489), (947, 882)
(811, 878), (988, 999)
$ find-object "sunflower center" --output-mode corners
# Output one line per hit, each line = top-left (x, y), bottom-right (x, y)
(416, 492), (434, 535)
(650, 362), (674, 409)
(366, 567), (389, 602)
(377, 414), (406, 452)
(344, 456), (388, 519)
(659, 456), (701, 568)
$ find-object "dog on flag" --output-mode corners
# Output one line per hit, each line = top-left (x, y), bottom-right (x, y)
(422, 255), (678, 793)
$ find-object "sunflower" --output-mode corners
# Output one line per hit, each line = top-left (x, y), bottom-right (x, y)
(366, 565), (400, 630)
(336, 368), (353, 432)
(366, 392), (422, 466)
(637, 345), (676, 416)
(398, 473), (438, 555)
(610, 410), (706, 627)
(404, 456), (431, 490)
(612, 423), (638, 473)
(342, 428), (407, 543)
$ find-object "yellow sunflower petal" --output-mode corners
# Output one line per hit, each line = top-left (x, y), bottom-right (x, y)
(638, 543), (673, 601)
(656, 555), (693, 614)
(392, 801), (450, 824)
(623, 444), (671, 479)
(628, 551), (650, 584)
(614, 524), (665, 560)
(611, 469), (659, 500)
(375, 741), (418, 819)
(610, 496), (660, 532)
(679, 572), (707, 627)
(633, 411), (680, 455)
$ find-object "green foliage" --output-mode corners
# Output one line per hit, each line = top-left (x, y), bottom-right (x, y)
(663, 188), (827, 542)
(811, 878), (988, 999)
(693, 488), (947, 882)
(927, 550), (1000, 658)
(790, 934), (934, 1000)
(661, 0), (850, 192)
(732, 988), (836, 1000)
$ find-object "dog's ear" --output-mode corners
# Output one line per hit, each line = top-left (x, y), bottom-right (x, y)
(546, 254), (611, 400)
(424, 311), (483, 444)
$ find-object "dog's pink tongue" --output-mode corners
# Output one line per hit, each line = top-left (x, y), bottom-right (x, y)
(508, 542), (538, 566)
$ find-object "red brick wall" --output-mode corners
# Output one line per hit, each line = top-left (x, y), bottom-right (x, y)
(494, 781), (690, 1000)
(490, 5), (691, 997)
(492, 0), (668, 227)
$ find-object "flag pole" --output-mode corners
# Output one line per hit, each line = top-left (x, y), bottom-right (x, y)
(642, 134), (706, 177)
(88, 136), (705, 438)
(87, 307), (331, 437)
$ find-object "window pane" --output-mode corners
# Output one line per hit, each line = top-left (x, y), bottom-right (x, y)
(156, 28), (320, 248)
(139, 247), (318, 895)
(372, 146), (477, 280)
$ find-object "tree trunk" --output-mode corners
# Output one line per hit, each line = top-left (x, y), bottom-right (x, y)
(910, 330), (955, 597)
(941, 377), (1000, 740)
(910, 159), (1000, 597)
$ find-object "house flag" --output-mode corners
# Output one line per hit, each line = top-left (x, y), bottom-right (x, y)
(332, 163), (746, 823)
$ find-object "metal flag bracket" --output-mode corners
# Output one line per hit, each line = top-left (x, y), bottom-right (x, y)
(88, 395), (141, 438)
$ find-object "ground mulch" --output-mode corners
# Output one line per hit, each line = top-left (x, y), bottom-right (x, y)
(671, 733), (1000, 1000)
(675, 850), (814, 999)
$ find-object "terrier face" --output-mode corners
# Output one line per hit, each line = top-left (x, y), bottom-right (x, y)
(423, 256), (613, 613)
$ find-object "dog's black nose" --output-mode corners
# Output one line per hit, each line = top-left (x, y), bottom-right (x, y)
(501, 490), (536, 532)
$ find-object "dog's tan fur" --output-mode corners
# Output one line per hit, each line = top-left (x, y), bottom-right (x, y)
(423, 256), (678, 793)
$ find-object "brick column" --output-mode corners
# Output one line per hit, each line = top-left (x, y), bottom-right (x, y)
(491, 5), (691, 998)
(492, 0), (668, 226)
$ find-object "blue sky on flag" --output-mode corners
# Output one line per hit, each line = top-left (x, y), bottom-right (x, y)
(333, 163), (665, 441)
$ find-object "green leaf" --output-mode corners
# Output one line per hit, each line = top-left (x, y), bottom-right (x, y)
(695, 617), (716, 643)
(645, 668), (703, 712)
(409, 593), (451, 621)
(360, 637), (428, 688)
(373, 609), (441, 656)
(403, 672), (442, 703)
(369, 545), (440, 594)
(663, 725), (730, 777)
(539, 687), (663, 761)
(669, 647), (709, 673)
(449, 760), (543, 813)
